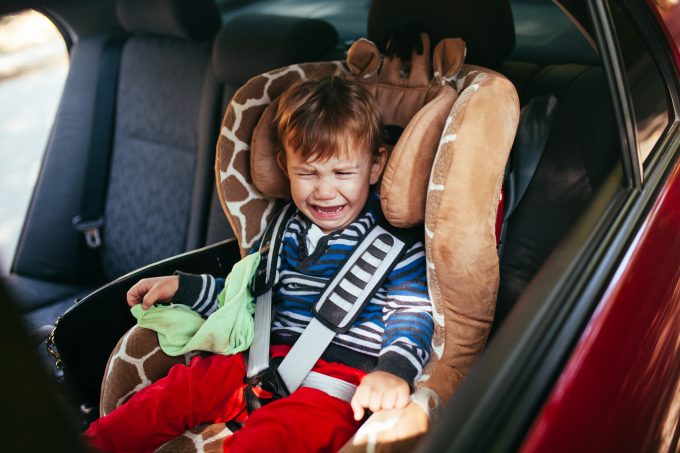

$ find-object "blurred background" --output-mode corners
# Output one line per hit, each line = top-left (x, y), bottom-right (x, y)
(0, 10), (68, 273)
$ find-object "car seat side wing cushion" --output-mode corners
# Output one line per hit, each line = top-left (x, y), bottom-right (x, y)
(419, 65), (519, 402)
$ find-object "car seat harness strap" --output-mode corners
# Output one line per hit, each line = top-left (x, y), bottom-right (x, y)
(246, 203), (297, 379)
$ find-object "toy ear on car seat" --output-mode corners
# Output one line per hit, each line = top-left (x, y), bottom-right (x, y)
(346, 38), (381, 78)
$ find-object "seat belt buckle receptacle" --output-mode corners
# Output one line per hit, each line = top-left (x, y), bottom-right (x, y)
(244, 357), (289, 412)
(72, 216), (104, 249)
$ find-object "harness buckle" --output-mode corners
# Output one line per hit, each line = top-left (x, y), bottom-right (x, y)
(244, 357), (289, 413)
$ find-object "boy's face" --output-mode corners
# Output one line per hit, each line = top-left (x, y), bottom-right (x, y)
(277, 139), (386, 234)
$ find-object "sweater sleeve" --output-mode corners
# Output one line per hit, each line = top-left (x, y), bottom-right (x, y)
(372, 240), (433, 383)
(170, 271), (225, 318)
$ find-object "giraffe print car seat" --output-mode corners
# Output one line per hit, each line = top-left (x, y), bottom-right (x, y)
(99, 32), (519, 452)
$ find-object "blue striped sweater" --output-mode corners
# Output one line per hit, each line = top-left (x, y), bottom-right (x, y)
(173, 194), (433, 383)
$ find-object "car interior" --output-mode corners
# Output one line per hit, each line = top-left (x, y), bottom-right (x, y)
(1, 0), (624, 445)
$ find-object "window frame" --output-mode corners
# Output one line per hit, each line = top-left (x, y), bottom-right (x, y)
(600, 0), (680, 180)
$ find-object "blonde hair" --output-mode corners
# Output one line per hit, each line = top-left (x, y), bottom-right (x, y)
(275, 75), (384, 161)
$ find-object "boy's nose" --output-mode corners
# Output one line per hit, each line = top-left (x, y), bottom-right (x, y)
(315, 179), (335, 199)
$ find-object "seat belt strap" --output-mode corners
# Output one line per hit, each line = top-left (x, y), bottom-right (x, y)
(247, 290), (274, 378)
(246, 203), (297, 378)
(72, 33), (127, 249)
(277, 225), (406, 394)
(302, 371), (357, 403)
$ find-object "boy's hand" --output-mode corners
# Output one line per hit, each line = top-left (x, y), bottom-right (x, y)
(350, 371), (410, 421)
(126, 276), (179, 310)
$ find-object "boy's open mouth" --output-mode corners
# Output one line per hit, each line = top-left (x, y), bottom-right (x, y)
(311, 204), (345, 217)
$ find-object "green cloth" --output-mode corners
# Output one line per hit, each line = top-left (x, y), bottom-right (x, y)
(131, 253), (261, 356)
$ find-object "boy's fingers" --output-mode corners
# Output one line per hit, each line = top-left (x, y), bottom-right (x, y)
(352, 384), (372, 421)
(395, 388), (410, 409)
(141, 286), (161, 310)
(368, 388), (383, 412)
(352, 401), (364, 421)
(127, 279), (153, 307)
(381, 388), (398, 411)
(351, 393), (365, 421)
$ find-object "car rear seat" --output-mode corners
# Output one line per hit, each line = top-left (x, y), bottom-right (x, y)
(8, 0), (222, 332)
(8, 1), (338, 333)
(495, 60), (620, 326)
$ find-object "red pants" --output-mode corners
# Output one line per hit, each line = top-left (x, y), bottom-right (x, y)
(85, 345), (365, 453)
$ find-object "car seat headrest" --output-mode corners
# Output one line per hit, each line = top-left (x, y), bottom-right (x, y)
(248, 33), (464, 228)
(116, 0), (221, 41)
(212, 14), (339, 85)
(367, 0), (515, 68)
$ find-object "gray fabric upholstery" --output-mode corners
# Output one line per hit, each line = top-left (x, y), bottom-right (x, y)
(12, 34), (114, 286)
(3, 274), (94, 314)
(116, 0), (220, 41)
(101, 37), (214, 279)
(187, 67), (222, 250)
(212, 14), (338, 85)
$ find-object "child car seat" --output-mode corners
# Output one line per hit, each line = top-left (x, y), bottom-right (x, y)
(98, 7), (519, 451)
(101, 1), (519, 449)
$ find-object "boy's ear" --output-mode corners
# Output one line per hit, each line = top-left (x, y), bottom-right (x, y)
(369, 146), (388, 185)
(276, 150), (289, 177)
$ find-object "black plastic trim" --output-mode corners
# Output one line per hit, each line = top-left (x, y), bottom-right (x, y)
(54, 239), (241, 404)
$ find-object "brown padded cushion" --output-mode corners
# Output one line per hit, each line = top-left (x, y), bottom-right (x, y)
(417, 65), (519, 401)
(380, 86), (456, 227)
(250, 34), (466, 227)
